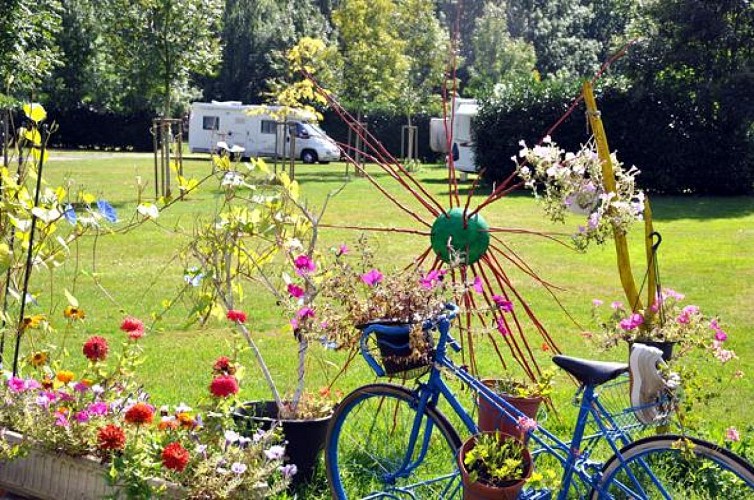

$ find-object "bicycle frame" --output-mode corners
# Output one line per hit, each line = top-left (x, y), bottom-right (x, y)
(359, 310), (644, 499)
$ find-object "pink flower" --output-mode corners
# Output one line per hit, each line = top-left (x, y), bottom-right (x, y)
(496, 317), (509, 336)
(226, 309), (247, 323)
(120, 317), (145, 340)
(361, 269), (383, 286)
(8, 377), (26, 393)
(517, 416), (538, 433)
(676, 314), (690, 325)
(726, 427), (741, 442)
(87, 402), (109, 416)
(714, 330), (728, 342)
(492, 295), (514, 312)
(682, 305), (700, 316)
(287, 284), (305, 298)
(472, 276), (483, 294)
(296, 307), (315, 319)
(337, 244), (349, 256)
(630, 313), (644, 327)
(75, 411), (90, 423)
(54, 411), (70, 428)
(592, 299), (604, 307)
(73, 382), (90, 393)
(611, 301), (624, 310)
(420, 269), (445, 289)
(290, 318), (299, 329)
(293, 255), (316, 275)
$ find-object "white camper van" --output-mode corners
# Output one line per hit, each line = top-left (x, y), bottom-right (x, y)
(188, 101), (341, 163)
(429, 98), (478, 175)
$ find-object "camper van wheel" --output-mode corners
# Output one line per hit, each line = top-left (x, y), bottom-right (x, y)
(301, 149), (318, 164)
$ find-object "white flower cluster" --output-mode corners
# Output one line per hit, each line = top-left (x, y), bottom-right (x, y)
(515, 137), (645, 251)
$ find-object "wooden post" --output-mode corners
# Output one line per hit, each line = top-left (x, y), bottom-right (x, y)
(152, 120), (160, 199)
(583, 81), (642, 312)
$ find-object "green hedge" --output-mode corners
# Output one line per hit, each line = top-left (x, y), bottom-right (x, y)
(474, 77), (754, 195)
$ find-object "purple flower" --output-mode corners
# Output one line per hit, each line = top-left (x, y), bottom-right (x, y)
(714, 330), (728, 342)
(726, 427), (741, 442)
(492, 295), (513, 312)
(75, 411), (90, 423)
(296, 307), (315, 319)
(496, 317), (509, 336)
(592, 299), (604, 307)
(36, 394), (52, 408)
(25, 379), (41, 391)
(361, 269), (383, 287)
(224, 430), (240, 443)
(280, 463), (298, 479)
(472, 276), (484, 294)
(230, 462), (247, 474)
(420, 269), (444, 289)
(87, 402), (108, 416)
(682, 305), (700, 316)
(253, 429), (266, 443)
(54, 412), (69, 428)
(73, 382), (90, 393)
(264, 445), (286, 460)
(337, 244), (349, 256)
(611, 301), (624, 310)
(290, 318), (299, 330)
(293, 255), (316, 275)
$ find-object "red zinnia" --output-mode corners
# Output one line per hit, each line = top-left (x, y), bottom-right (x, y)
(120, 316), (145, 340)
(226, 309), (247, 323)
(161, 442), (190, 472)
(82, 336), (109, 362)
(124, 402), (154, 425)
(209, 374), (239, 398)
(212, 356), (235, 375)
(97, 424), (126, 451)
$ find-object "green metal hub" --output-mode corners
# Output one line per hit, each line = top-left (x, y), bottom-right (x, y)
(430, 208), (490, 264)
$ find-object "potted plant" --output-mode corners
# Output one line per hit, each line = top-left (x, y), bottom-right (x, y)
(458, 431), (532, 500)
(588, 288), (731, 361)
(477, 369), (554, 438)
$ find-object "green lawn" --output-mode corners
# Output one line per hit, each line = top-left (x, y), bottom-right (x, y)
(28, 151), (754, 443)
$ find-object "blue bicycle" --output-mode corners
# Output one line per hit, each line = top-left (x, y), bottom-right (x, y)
(325, 304), (754, 498)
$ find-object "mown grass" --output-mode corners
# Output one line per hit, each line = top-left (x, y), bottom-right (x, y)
(20, 150), (754, 494)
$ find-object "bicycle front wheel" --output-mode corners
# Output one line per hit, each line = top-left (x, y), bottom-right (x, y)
(593, 434), (754, 499)
(326, 383), (462, 499)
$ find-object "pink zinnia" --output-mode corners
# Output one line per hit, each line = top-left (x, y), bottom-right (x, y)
(287, 284), (305, 298)
(226, 309), (247, 323)
(361, 269), (383, 287)
(120, 317), (145, 340)
(293, 255), (316, 274)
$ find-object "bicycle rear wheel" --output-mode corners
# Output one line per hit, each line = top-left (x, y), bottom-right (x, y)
(592, 434), (754, 499)
(326, 383), (462, 499)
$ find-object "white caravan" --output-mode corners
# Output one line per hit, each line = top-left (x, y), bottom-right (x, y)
(188, 101), (341, 163)
(429, 98), (478, 175)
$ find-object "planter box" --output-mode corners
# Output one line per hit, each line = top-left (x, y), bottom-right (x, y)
(0, 429), (182, 499)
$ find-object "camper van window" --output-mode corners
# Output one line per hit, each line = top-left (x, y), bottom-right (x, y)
(202, 116), (219, 130)
(261, 120), (277, 134)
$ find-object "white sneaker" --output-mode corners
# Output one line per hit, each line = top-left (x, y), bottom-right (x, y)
(629, 343), (670, 424)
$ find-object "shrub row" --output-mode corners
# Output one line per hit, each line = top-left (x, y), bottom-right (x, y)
(475, 77), (754, 195)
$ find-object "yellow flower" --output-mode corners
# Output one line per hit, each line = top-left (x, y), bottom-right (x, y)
(22, 314), (46, 330)
(63, 306), (86, 320)
(29, 351), (48, 367)
(56, 370), (75, 384)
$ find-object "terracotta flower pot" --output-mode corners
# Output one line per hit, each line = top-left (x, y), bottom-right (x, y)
(458, 432), (532, 500)
(477, 379), (542, 439)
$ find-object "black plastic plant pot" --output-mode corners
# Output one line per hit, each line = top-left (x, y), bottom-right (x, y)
(232, 401), (332, 486)
(629, 340), (676, 362)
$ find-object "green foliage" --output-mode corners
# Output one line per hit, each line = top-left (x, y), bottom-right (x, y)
(463, 433), (527, 487)
(331, 0), (408, 114)
(0, 0), (62, 98)
(466, 1), (537, 98)
(100, 0), (223, 116)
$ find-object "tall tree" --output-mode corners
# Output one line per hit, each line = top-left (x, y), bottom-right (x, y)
(332, 0), (408, 115)
(466, 1), (536, 97)
(507, 0), (601, 79)
(102, 0), (223, 116)
(0, 0), (62, 100)
(209, 0), (329, 103)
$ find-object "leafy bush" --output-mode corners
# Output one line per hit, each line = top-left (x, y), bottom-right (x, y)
(475, 77), (754, 195)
